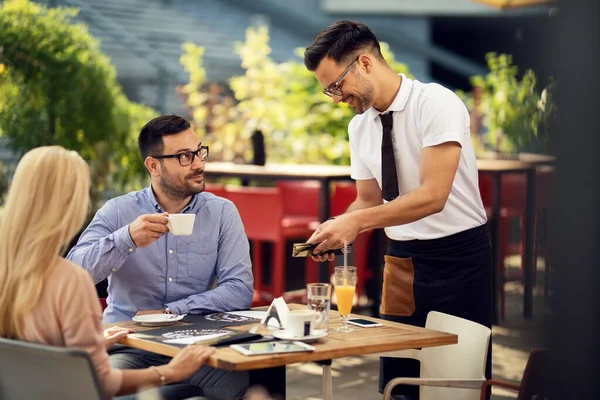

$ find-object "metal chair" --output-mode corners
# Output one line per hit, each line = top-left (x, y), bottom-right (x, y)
(0, 337), (104, 400)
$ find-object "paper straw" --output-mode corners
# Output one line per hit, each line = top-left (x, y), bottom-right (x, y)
(343, 240), (348, 269)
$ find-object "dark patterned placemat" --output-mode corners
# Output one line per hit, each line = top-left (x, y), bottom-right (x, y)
(130, 326), (263, 348)
(182, 312), (261, 328)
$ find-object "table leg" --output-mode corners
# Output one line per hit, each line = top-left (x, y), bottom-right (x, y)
(490, 173), (502, 325)
(523, 169), (537, 320)
(318, 179), (332, 282)
(249, 366), (286, 398)
(316, 359), (333, 400)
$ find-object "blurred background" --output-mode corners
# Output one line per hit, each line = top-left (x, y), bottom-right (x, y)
(2, 1), (598, 399)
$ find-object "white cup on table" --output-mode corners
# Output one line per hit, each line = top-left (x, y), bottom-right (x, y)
(286, 309), (318, 338)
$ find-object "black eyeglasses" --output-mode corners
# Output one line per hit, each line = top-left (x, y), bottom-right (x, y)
(323, 57), (358, 98)
(151, 145), (209, 166)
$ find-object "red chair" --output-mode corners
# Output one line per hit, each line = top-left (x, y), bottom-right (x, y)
(276, 180), (321, 283)
(276, 180), (375, 296)
(277, 180), (320, 227)
(204, 182), (227, 199)
(330, 182), (374, 298)
(480, 349), (547, 400)
(225, 185), (318, 302)
(99, 298), (107, 311)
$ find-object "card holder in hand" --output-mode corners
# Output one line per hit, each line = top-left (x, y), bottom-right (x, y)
(292, 242), (352, 258)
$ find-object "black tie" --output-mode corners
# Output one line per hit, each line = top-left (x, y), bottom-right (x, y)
(380, 113), (399, 202)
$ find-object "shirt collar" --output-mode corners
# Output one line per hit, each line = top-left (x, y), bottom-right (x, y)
(145, 184), (200, 213)
(367, 73), (413, 121)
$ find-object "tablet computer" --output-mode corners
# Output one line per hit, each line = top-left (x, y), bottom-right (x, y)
(231, 341), (315, 356)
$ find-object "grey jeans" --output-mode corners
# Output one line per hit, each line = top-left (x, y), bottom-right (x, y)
(109, 345), (249, 400)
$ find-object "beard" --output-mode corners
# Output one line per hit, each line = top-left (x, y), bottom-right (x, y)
(159, 166), (205, 200)
(343, 79), (375, 115)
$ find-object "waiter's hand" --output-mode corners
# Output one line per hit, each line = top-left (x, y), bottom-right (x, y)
(307, 214), (360, 262)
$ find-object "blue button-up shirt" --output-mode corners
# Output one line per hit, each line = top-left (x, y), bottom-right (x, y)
(67, 186), (254, 323)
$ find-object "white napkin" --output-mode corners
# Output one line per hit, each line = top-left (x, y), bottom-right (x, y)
(260, 297), (289, 329)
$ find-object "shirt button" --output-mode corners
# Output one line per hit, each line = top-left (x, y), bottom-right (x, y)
(168, 249), (173, 254)
(128, 248), (134, 253)
(112, 268), (117, 272)
(168, 277), (173, 282)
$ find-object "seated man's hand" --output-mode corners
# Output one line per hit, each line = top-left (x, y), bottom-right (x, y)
(103, 326), (134, 349)
(128, 213), (169, 248)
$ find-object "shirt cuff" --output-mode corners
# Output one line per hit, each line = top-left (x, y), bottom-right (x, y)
(114, 225), (137, 260)
(165, 300), (188, 315)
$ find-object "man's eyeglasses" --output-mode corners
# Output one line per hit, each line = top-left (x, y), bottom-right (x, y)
(151, 145), (209, 166)
(323, 57), (358, 98)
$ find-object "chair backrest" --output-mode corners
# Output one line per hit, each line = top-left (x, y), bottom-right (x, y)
(420, 311), (492, 400)
(331, 182), (357, 216)
(517, 349), (548, 400)
(225, 185), (284, 242)
(276, 180), (320, 218)
(204, 183), (228, 199)
(478, 173), (527, 212)
(0, 337), (104, 400)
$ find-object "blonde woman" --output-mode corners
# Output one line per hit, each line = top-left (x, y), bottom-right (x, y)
(0, 146), (215, 400)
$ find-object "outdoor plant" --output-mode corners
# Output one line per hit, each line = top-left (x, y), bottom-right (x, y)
(0, 0), (155, 209)
(180, 25), (413, 165)
(471, 52), (555, 154)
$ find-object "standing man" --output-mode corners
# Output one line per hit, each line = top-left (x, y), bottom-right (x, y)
(304, 21), (491, 399)
(68, 114), (253, 400)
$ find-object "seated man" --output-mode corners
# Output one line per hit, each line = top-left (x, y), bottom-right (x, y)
(68, 114), (253, 400)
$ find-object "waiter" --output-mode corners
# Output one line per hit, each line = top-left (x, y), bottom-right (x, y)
(304, 21), (491, 399)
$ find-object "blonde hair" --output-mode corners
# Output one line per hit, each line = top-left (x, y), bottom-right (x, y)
(0, 146), (90, 339)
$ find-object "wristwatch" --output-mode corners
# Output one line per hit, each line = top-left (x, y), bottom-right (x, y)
(162, 306), (172, 314)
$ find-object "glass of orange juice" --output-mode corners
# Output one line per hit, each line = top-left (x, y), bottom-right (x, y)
(333, 266), (357, 333)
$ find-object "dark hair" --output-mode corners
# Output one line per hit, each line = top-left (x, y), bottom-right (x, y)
(138, 114), (191, 161)
(304, 21), (383, 71)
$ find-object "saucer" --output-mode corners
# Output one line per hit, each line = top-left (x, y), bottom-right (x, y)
(272, 329), (328, 343)
(132, 314), (185, 326)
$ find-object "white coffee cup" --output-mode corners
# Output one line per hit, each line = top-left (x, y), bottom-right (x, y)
(286, 309), (317, 338)
(167, 213), (196, 236)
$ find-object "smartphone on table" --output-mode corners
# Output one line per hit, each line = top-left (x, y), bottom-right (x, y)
(346, 318), (383, 328)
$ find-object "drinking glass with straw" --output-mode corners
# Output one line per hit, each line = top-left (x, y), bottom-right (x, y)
(333, 241), (357, 333)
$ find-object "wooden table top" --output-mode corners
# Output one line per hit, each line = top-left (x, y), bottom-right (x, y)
(476, 158), (537, 172)
(477, 151), (556, 165)
(105, 305), (457, 372)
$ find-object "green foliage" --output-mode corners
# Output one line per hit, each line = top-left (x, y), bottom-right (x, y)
(0, 161), (9, 205)
(0, 0), (155, 206)
(180, 26), (412, 165)
(470, 52), (555, 153)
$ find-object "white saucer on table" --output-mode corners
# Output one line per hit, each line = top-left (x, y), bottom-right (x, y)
(272, 329), (327, 343)
(132, 314), (185, 326)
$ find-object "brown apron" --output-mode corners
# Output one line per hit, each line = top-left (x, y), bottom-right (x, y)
(380, 255), (416, 317)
